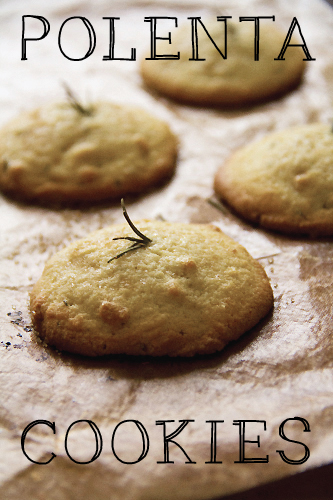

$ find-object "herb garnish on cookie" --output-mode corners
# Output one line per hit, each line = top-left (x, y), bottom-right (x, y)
(0, 89), (177, 204)
(108, 199), (152, 263)
(30, 202), (273, 357)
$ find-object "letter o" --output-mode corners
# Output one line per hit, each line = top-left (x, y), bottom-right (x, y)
(65, 420), (103, 464)
(58, 16), (96, 61)
(111, 420), (149, 464)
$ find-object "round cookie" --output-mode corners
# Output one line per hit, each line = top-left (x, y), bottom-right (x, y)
(214, 123), (333, 237)
(0, 101), (177, 203)
(30, 220), (273, 357)
(141, 19), (305, 107)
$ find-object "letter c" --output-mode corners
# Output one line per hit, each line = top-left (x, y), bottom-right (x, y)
(21, 420), (56, 464)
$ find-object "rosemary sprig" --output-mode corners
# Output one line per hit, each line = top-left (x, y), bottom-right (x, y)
(255, 252), (281, 261)
(108, 199), (152, 263)
(206, 197), (228, 214)
(63, 82), (92, 116)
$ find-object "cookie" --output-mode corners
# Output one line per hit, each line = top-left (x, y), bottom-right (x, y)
(30, 211), (273, 357)
(214, 123), (333, 236)
(0, 100), (177, 203)
(141, 19), (305, 106)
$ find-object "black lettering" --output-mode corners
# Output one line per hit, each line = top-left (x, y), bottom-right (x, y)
(103, 17), (136, 61)
(21, 420), (56, 464)
(156, 420), (196, 463)
(58, 16), (96, 61)
(205, 420), (224, 464)
(239, 16), (275, 61)
(65, 420), (102, 464)
(188, 16), (231, 61)
(111, 420), (149, 464)
(233, 420), (269, 463)
(21, 15), (50, 61)
(277, 417), (310, 465)
(275, 17), (315, 61)
(144, 17), (180, 60)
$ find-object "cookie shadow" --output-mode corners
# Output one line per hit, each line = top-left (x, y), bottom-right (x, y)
(0, 167), (176, 212)
(139, 77), (304, 117)
(30, 310), (274, 381)
(209, 194), (333, 244)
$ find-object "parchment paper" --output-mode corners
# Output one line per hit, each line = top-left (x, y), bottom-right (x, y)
(0, 1), (332, 499)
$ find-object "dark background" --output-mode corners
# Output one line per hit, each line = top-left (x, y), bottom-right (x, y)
(219, 462), (333, 500)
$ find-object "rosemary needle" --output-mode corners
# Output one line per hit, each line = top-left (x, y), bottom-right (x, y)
(206, 197), (228, 214)
(63, 82), (92, 116)
(119, 198), (152, 244)
(108, 199), (152, 263)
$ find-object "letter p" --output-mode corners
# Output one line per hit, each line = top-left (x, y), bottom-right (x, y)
(21, 15), (50, 60)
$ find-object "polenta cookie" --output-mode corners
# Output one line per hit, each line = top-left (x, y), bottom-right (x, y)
(0, 98), (177, 203)
(214, 123), (333, 236)
(141, 19), (305, 106)
(30, 204), (273, 357)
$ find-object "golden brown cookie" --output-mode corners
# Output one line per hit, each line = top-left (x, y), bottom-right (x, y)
(30, 213), (273, 357)
(214, 123), (333, 236)
(141, 19), (305, 107)
(0, 100), (177, 203)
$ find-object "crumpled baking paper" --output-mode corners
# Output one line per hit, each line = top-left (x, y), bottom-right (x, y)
(0, 1), (332, 499)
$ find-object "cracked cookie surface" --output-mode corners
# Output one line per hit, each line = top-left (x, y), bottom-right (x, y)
(30, 221), (273, 356)
(214, 123), (333, 236)
(141, 19), (305, 106)
(0, 101), (177, 203)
